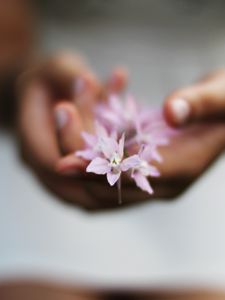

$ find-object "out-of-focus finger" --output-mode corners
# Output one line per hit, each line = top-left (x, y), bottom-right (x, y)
(73, 72), (101, 131)
(18, 81), (60, 171)
(40, 52), (87, 99)
(106, 67), (128, 94)
(156, 122), (225, 179)
(18, 52), (87, 100)
(54, 102), (84, 154)
(164, 72), (225, 127)
(55, 153), (87, 175)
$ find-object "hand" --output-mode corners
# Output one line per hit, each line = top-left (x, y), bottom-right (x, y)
(158, 70), (225, 196)
(56, 70), (225, 210)
(17, 52), (128, 210)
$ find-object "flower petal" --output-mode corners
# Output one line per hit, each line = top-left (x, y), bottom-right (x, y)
(132, 172), (153, 194)
(96, 104), (122, 127)
(150, 148), (163, 163)
(99, 136), (118, 159)
(86, 157), (110, 174)
(110, 130), (118, 140)
(81, 132), (97, 147)
(118, 133), (125, 158)
(139, 144), (162, 163)
(107, 171), (121, 186)
(121, 155), (140, 171)
(109, 94), (122, 114)
(126, 94), (137, 117)
(75, 149), (97, 160)
(146, 165), (160, 177)
(95, 121), (108, 138)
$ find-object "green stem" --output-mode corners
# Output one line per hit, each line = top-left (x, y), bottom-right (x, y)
(117, 177), (122, 205)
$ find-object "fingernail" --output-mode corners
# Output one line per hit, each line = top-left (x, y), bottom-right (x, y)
(74, 77), (86, 95)
(54, 107), (69, 129)
(170, 98), (190, 124)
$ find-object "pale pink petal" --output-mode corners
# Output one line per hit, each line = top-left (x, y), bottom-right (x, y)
(95, 103), (121, 127)
(101, 110), (122, 127)
(139, 144), (162, 163)
(110, 130), (118, 140)
(121, 155), (140, 171)
(126, 94), (137, 117)
(153, 135), (170, 146)
(107, 171), (121, 186)
(95, 121), (108, 138)
(150, 148), (163, 163)
(100, 136), (118, 159)
(81, 132), (97, 147)
(146, 165), (160, 177)
(118, 133), (125, 158)
(139, 145), (155, 161)
(86, 157), (110, 174)
(75, 149), (97, 160)
(138, 110), (151, 125)
(132, 172), (153, 194)
(109, 94), (122, 114)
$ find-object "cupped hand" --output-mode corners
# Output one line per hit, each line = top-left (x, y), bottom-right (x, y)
(55, 70), (225, 210)
(17, 52), (128, 210)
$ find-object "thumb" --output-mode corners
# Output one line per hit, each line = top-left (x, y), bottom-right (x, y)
(164, 74), (225, 127)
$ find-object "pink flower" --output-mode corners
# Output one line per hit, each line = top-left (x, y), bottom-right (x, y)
(126, 108), (177, 162)
(76, 122), (116, 160)
(75, 93), (175, 198)
(131, 145), (160, 194)
(95, 94), (140, 133)
(95, 96), (175, 160)
(86, 133), (140, 186)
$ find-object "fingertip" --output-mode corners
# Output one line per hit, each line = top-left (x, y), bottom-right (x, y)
(164, 96), (191, 127)
(54, 102), (70, 130)
(107, 66), (129, 92)
(54, 101), (77, 129)
(74, 71), (101, 97)
(55, 154), (87, 175)
(54, 101), (84, 128)
(54, 101), (84, 153)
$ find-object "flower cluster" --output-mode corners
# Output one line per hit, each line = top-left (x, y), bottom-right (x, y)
(76, 94), (174, 198)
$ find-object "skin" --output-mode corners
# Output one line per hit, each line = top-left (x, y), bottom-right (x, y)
(1, 1), (223, 211)
(17, 54), (225, 210)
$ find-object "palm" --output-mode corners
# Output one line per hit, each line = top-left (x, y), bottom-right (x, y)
(53, 122), (225, 210)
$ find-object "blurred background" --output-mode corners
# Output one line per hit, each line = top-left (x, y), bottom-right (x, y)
(0, 0), (225, 299)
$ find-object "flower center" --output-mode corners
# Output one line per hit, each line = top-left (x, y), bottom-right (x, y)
(109, 153), (122, 173)
(110, 153), (121, 166)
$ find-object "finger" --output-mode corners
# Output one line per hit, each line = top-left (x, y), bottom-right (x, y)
(40, 52), (87, 99)
(55, 153), (87, 175)
(72, 71), (102, 132)
(106, 67), (128, 94)
(74, 71), (101, 107)
(164, 72), (225, 126)
(18, 81), (60, 171)
(54, 102), (84, 154)
(18, 52), (87, 100)
(156, 122), (225, 179)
